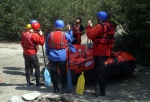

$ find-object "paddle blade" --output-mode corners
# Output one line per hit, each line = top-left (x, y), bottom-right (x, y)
(44, 67), (51, 86)
(67, 69), (72, 90)
(76, 72), (85, 95)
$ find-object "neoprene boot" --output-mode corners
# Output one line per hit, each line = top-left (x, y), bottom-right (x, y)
(62, 83), (71, 93)
(36, 79), (45, 86)
(62, 88), (71, 93)
(53, 85), (59, 93)
(93, 83), (100, 97)
(100, 84), (106, 96)
(26, 76), (34, 86)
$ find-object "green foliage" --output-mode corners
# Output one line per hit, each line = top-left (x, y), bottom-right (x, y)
(0, 0), (149, 65)
(0, 0), (102, 40)
(113, 0), (150, 65)
(0, 0), (21, 41)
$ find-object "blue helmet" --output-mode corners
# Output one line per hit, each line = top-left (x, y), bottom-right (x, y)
(30, 20), (38, 24)
(55, 20), (64, 29)
(96, 11), (108, 21)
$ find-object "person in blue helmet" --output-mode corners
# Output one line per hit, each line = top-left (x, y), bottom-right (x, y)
(45, 20), (76, 93)
(30, 20), (38, 24)
(86, 11), (116, 96)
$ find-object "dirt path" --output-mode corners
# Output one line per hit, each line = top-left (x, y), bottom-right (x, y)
(0, 42), (150, 102)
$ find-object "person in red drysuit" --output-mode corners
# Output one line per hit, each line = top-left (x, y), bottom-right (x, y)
(71, 17), (85, 44)
(21, 22), (45, 86)
(86, 11), (116, 96)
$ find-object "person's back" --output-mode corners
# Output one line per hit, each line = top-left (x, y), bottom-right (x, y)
(21, 23), (44, 55)
(49, 31), (68, 49)
(46, 20), (75, 93)
(21, 21), (45, 86)
(86, 11), (116, 97)
(21, 31), (38, 55)
(47, 30), (68, 61)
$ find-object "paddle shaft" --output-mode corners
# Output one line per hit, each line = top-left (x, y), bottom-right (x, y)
(68, 48), (70, 70)
(88, 40), (92, 48)
(42, 46), (46, 67)
(76, 38), (88, 95)
(82, 38), (89, 72)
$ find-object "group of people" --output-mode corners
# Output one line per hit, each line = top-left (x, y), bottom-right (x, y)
(21, 11), (116, 96)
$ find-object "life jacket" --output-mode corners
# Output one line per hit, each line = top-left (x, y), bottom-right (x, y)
(22, 31), (36, 50)
(72, 24), (80, 38)
(72, 24), (84, 44)
(49, 31), (68, 49)
(93, 22), (115, 45)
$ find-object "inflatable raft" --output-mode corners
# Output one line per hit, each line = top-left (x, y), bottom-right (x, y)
(66, 44), (136, 82)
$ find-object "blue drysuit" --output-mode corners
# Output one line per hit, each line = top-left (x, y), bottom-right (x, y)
(45, 30), (76, 61)
(45, 29), (76, 93)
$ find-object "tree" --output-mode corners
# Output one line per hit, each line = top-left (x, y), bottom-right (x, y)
(114, 0), (150, 65)
(0, 0), (149, 65)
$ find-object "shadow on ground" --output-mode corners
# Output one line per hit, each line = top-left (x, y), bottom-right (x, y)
(3, 67), (25, 76)
(15, 85), (54, 93)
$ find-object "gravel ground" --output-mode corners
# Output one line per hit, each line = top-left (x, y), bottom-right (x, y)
(0, 41), (150, 102)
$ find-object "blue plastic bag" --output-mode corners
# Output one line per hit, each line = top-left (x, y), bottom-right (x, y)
(44, 67), (51, 86)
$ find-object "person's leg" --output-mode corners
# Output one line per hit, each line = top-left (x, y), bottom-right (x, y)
(58, 61), (70, 93)
(30, 64), (34, 76)
(93, 56), (100, 96)
(31, 55), (44, 86)
(97, 56), (107, 96)
(30, 64), (35, 81)
(49, 60), (59, 93)
(23, 54), (34, 86)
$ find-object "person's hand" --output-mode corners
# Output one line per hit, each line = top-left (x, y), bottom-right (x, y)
(76, 30), (80, 33)
(29, 29), (34, 33)
(87, 20), (92, 27)
(66, 24), (71, 30)
(38, 30), (43, 36)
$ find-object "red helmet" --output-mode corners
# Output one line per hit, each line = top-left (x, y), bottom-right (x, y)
(31, 22), (40, 30)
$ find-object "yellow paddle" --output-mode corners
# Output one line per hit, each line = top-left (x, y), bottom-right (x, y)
(76, 38), (88, 95)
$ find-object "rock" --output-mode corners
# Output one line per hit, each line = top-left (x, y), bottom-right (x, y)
(8, 96), (25, 102)
(43, 94), (62, 101)
(22, 92), (41, 101)
(61, 94), (79, 102)
(42, 93), (79, 102)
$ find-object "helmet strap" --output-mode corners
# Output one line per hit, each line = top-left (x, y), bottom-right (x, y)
(97, 18), (101, 23)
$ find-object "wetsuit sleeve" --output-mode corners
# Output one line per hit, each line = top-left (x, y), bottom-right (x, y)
(65, 33), (77, 52)
(79, 25), (85, 35)
(86, 24), (103, 40)
(80, 25), (84, 31)
(65, 31), (74, 42)
(21, 32), (25, 48)
(31, 33), (45, 46)
(69, 42), (77, 53)
(45, 34), (50, 56)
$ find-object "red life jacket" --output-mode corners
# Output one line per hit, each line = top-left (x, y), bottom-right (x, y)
(72, 24), (80, 35)
(93, 22), (115, 45)
(49, 31), (68, 49)
(72, 24), (81, 43)
(22, 31), (36, 50)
